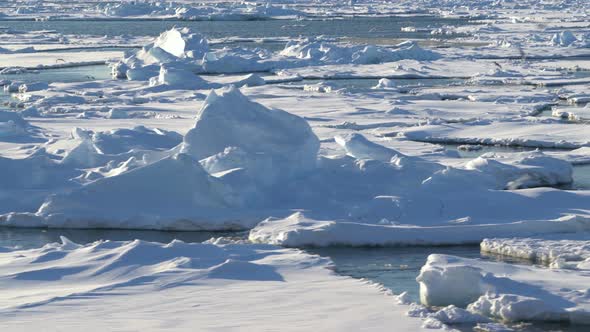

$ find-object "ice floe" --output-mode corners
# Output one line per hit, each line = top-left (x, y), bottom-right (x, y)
(417, 254), (590, 324)
(0, 237), (425, 330)
(481, 234), (590, 269)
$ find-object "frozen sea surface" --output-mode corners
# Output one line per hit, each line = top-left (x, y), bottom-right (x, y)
(0, 6), (590, 331)
(0, 64), (110, 83)
(0, 64), (110, 106)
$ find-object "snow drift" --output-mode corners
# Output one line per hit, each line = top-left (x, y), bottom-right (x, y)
(0, 110), (31, 138)
(0, 237), (424, 331)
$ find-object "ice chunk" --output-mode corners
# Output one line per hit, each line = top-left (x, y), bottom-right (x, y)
(418, 254), (590, 324)
(181, 87), (319, 180)
(430, 305), (491, 324)
(0, 111), (30, 138)
(335, 133), (404, 161)
(280, 39), (440, 65)
(464, 152), (573, 189)
(373, 78), (397, 89)
(232, 73), (265, 87)
(125, 64), (160, 81)
(416, 255), (485, 307)
(60, 137), (104, 168)
(481, 235), (590, 270)
(34, 153), (244, 230)
(101, 2), (166, 17)
(551, 31), (577, 47)
(469, 294), (568, 322)
(149, 64), (218, 89)
(303, 82), (337, 93)
(153, 28), (209, 59)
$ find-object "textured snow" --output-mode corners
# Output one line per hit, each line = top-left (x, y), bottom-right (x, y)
(0, 110), (31, 138)
(481, 235), (590, 270)
(0, 237), (426, 331)
(0, 87), (319, 229)
(3, 1), (590, 331)
(3, 83), (588, 239)
(1, 0), (590, 329)
(181, 86), (319, 178)
(417, 254), (590, 324)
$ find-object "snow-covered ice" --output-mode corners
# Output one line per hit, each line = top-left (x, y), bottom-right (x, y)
(1, 0), (590, 329)
(417, 254), (590, 325)
(0, 237), (427, 331)
(481, 234), (590, 270)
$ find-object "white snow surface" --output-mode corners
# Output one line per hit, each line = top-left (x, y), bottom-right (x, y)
(0, 237), (426, 331)
(481, 235), (590, 270)
(417, 254), (590, 324)
(3, 1), (590, 330)
(0, 2), (589, 244)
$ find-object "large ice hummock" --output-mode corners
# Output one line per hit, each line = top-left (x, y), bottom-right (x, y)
(153, 27), (209, 59)
(112, 27), (208, 79)
(182, 86), (319, 181)
(143, 28), (208, 62)
(0, 87), (320, 230)
(32, 153), (243, 230)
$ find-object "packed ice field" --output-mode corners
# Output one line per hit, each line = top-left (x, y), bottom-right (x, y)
(1, 0), (590, 331)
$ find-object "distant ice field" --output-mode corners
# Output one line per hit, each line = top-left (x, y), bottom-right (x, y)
(0, 16), (473, 43)
(1, 5), (590, 330)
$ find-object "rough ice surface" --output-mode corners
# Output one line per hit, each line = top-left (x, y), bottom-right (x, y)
(0, 110), (31, 138)
(0, 87), (320, 230)
(181, 86), (319, 179)
(2, 0), (590, 329)
(249, 144), (586, 246)
(3, 80), (587, 237)
(280, 39), (440, 65)
(153, 28), (208, 59)
(417, 254), (590, 324)
(481, 234), (590, 270)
